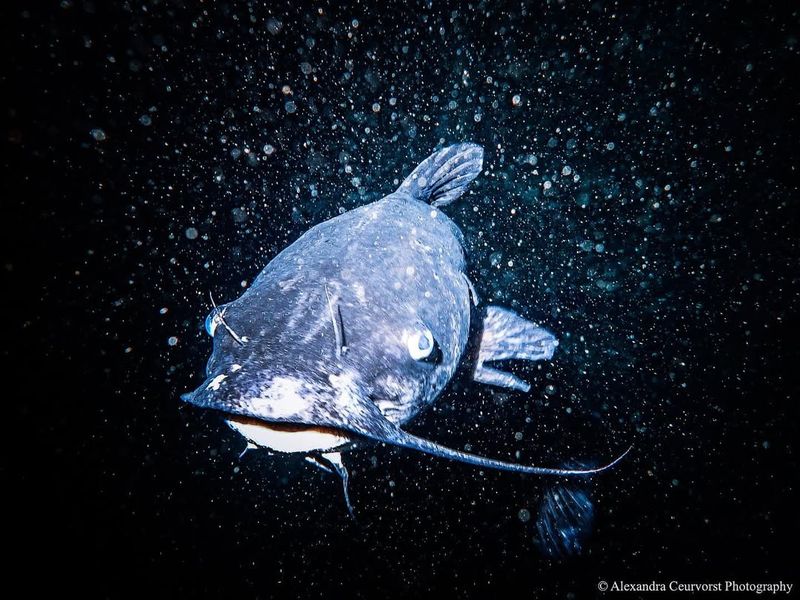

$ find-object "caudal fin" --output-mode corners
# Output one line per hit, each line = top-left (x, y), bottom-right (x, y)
(536, 484), (595, 557)
(397, 143), (483, 207)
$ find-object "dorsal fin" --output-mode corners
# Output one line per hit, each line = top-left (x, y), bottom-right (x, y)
(397, 143), (484, 207)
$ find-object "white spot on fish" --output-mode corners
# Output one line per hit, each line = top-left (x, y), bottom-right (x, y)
(352, 282), (367, 304)
(405, 266), (415, 277)
(231, 364), (242, 372)
(250, 377), (308, 419)
(328, 371), (357, 394)
(207, 374), (227, 391)
(278, 276), (301, 291)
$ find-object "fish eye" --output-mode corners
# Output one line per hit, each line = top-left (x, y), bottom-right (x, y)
(205, 309), (222, 336)
(407, 328), (435, 360)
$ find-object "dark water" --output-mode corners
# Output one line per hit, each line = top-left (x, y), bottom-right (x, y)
(6, 1), (798, 597)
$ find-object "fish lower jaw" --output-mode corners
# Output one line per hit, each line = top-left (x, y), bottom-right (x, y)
(225, 416), (351, 454)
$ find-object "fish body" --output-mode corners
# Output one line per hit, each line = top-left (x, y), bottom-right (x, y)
(182, 143), (629, 516)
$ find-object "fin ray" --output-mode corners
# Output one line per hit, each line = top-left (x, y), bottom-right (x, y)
(321, 452), (355, 518)
(397, 143), (483, 206)
(473, 364), (531, 392)
(536, 484), (595, 557)
(474, 306), (558, 391)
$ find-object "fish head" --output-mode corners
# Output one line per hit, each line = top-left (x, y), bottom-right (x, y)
(181, 295), (406, 446)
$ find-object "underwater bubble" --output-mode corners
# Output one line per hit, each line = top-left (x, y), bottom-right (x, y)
(300, 62), (312, 75)
(167, 336), (178, 346)
(263, 143), (275, 155)
(285, 101), (297, 114)
(232, 207), (247, 223)
(90, 128), (106, 141)
(185, 227), (198, 240)
(138, 115), (152, 126)
(511, 94), (521, 106)
(266, 18), (282, 35)
(518, 509), (531, 523)
(372, 102), (381, 112)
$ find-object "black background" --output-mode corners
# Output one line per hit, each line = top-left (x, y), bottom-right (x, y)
(4, 1), (798, 597)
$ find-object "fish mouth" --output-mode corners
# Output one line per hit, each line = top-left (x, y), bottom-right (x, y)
(181, 392), (630, 476)
(223, 414), (354, 454)
(180, 387), (355, 453)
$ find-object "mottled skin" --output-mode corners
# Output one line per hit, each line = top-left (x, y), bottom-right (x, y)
(198, 191), (471, 431)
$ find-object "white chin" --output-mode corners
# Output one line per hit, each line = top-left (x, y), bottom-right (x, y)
(225, 417), (351, 453)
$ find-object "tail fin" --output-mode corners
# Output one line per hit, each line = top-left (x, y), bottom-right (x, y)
(397, 143), (483, 207)
(536, 484), (595, 557)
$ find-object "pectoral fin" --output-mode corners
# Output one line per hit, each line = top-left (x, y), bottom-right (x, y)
(473, 305), (559, 391)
